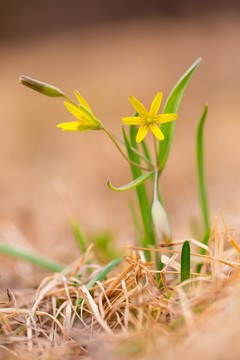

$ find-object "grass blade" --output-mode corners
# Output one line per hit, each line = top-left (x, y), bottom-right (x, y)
(0, 240), (64, 272)
(181, 240), (190, 283)
(107, 171), (154, 191)
(128, 199), (143, 245)
(87, 258), (122, 288)
(196, 105), (210, 232)
(122, 127), (156, 252)
(70, 218), (87, 253)
(158, 58), (202, 173)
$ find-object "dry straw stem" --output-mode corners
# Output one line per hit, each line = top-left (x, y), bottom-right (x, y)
(1, 219), (240, 358)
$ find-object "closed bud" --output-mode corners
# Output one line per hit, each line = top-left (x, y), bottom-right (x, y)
(19, 75), (64, 97)
(151, 200), (171, 244)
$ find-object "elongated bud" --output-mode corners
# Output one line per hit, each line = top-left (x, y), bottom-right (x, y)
(19, 75), (64, 97)
(151, 200), (171, 244)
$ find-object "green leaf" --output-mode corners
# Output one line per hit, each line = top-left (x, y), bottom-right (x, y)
(70, 218), (87, 253)
(128, 199), (143, 244)
(0, 240), (64, 272)
(196, 227), (211, 273)
(158, 58), (202, 172)
(181, 240), (191, 283)
(196, 105), (210, 232)
(140, 138), (152, 164)
(107, 171), (154, 191)
(87, 258), (122, 289)
(122, 127), (156, 254)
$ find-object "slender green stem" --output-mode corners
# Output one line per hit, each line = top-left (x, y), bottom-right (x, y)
(153, 134), (159, 168)
(0, 240), (64, 272)
(63, 94), (78, 107)
(112, 133), (153, 166)
(103, 128), (153, 171)
(196, 105), (210, 232)
(153, 169), (159, 202)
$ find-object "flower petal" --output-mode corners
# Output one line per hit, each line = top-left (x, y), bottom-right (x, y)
(150, 123), (164, 140)
(75, 91), (93, 114)
(64, 102), (99, 125)
(57, 121), (82, 131)
(122, 117), (145, 125)
(150, 92), (163, 115)
(155, 113), (178, 123)
(64, 102), (88, 121)
(129, 96), (148, 117)
(136, 124), (149, 143)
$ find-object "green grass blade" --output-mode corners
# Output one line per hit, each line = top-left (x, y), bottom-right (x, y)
(70, 218), (87, 253)
(196, 105), (210, 232)
(128, 199), (143, 244)
(122, 127), (156, 250)
(181, 240), (191, 282)
(87, 258), (122, 288)
(129, 126), (156, 247)
(196, 227), (211, 273)
(141, 138), (153, 164)
(0, 240), (64, 272)
(107, 171), (154, 191)
(158, 58), (202, 173)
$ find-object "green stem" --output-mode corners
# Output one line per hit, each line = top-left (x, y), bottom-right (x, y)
(0, 240), (64, 272)
(153, 169), (159, 202)
(112, 133), (153, 166)
(196, 105), (210, 232)
(153, 134), (159, 168)
(103, 128), (153, 172)
(63, 94), (78, 107)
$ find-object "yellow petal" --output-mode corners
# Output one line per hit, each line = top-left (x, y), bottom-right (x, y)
(64, 102), (87, 120)
(75, 91), (93, 114)
(136, 124), (149, 143)
(155, 113), (178, 123)
(150, 123), (164, 140)
(129, 96), (148, 117)
(150, 92), (163, 115)
(122, 117), (145, 125)
(64, 102), (96, 124)
(57, 121), (81, 131)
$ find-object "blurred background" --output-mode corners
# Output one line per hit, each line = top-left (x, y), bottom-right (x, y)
(0, 0), (240, 286)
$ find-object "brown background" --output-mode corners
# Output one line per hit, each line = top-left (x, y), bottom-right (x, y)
(0, 1), (240, 285)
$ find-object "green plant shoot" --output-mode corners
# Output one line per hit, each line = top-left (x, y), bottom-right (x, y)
(181, 240), (191, 283)
(197, 105), (210, 232)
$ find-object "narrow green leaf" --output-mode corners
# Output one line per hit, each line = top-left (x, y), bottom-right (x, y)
(0, 240), (64, 272)
(107, 171), (154, 191)
(87, 258), (122, 288)
(128, 199), (143, 244)
(181, 240), (191, 283)
(196, 105), (210, 232)
(196, 227), (211, 273)
(122, 127), (156, 251)
(159, 58), (202, 172)
(70, 218), (87, 253)
(140, 138), (153, 164)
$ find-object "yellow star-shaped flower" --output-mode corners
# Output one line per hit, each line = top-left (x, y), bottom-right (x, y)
(57, 91), (103, 131)
(122, 92), (178, 143)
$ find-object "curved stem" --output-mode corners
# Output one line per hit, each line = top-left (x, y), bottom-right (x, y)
(112, 133), (153, 166)
(63, 94), (78, 107)
(103, 128), (154, 171)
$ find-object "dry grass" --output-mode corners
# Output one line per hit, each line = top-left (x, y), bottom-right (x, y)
(1, 216), (240, 359)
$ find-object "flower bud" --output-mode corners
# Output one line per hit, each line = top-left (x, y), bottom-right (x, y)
(18, 75), (64, 97)
(151, 200), (171, 244)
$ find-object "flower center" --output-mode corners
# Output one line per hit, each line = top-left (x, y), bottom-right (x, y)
(145, 114), (154, 125)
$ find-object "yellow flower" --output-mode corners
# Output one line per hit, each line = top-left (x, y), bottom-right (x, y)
(57, 91), (103, 131)
(122, 92), (178, 143)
